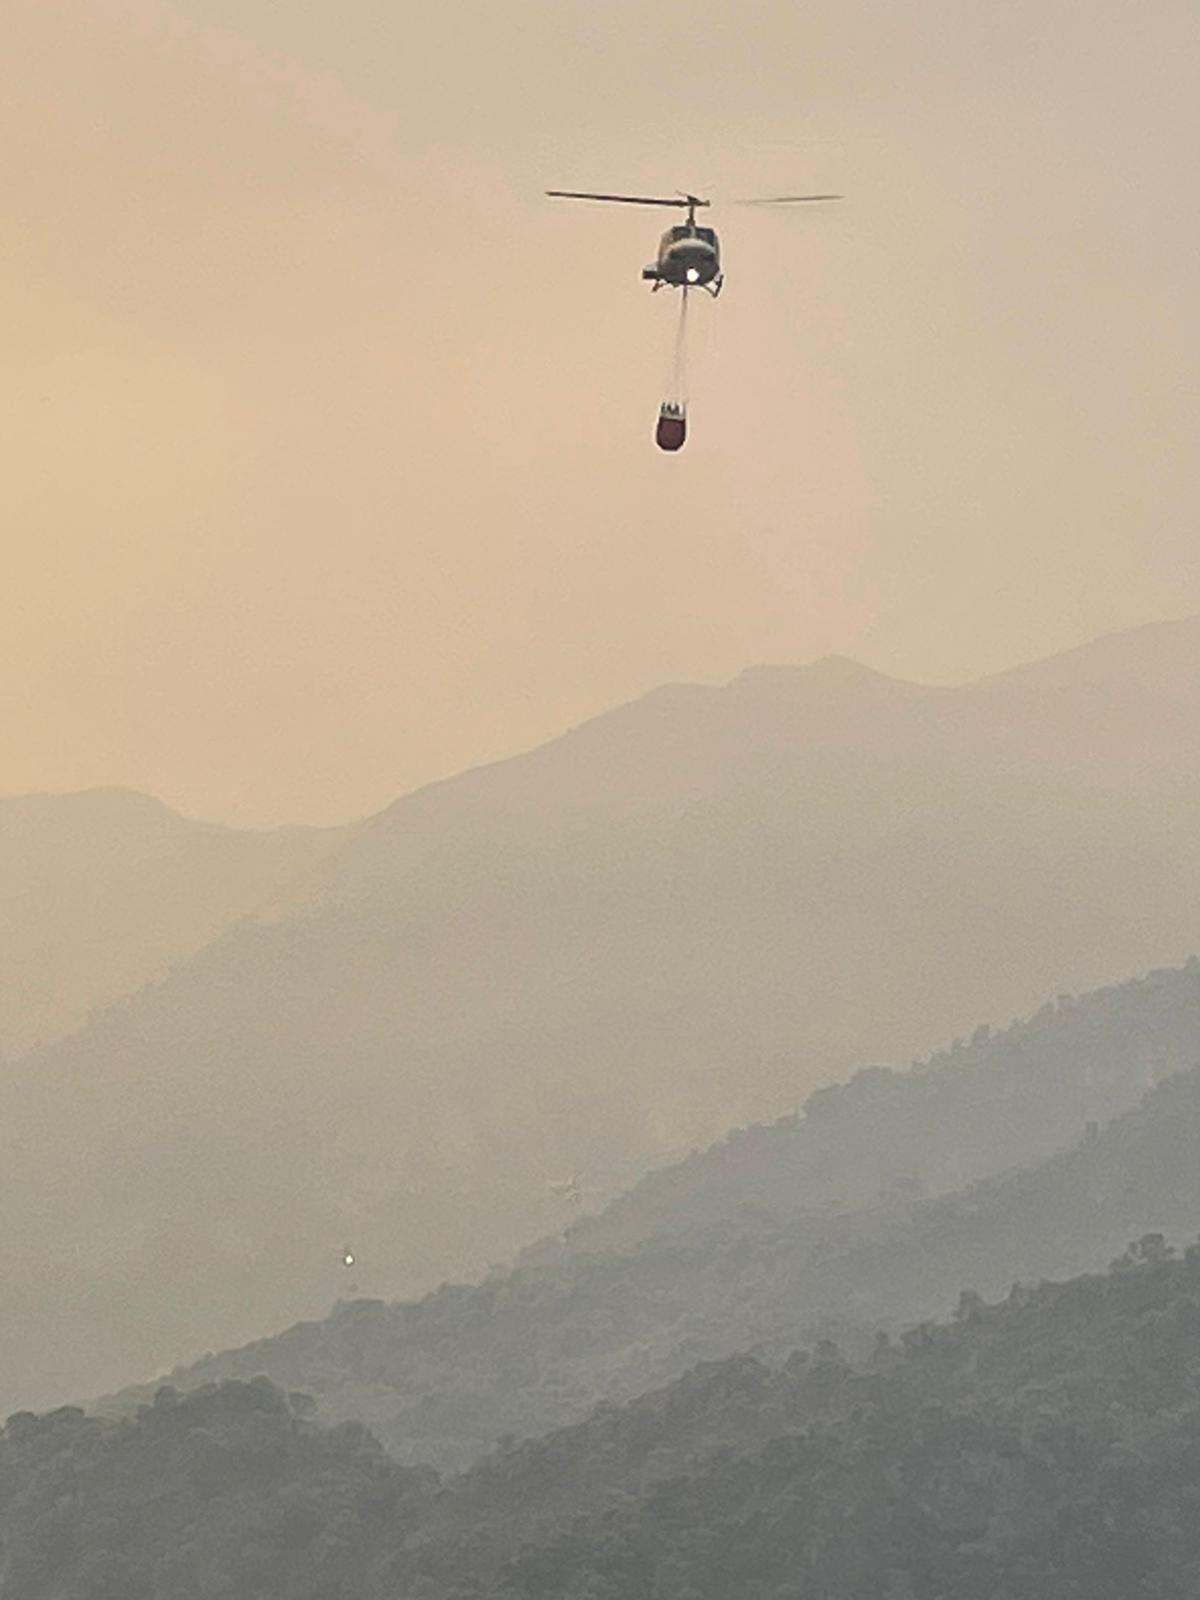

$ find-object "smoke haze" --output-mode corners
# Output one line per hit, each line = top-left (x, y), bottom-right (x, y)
(4, 0), (1199, 823)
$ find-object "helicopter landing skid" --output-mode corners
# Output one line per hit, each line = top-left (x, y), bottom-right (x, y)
(648, 276), (723, 297)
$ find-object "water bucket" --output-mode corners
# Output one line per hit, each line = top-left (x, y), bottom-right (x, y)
(656, 400), (686, 452)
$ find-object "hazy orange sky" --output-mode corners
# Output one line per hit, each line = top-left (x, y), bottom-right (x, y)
(4, 0), (1198, 825)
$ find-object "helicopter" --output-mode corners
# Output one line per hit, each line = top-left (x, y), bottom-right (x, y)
(545, 189), (840, 297)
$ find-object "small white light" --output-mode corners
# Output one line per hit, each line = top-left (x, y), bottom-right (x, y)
(686, 268), (700, 283)
(343, 1252), (355, 1267)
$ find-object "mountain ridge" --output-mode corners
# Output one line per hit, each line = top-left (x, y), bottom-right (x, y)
(13, 1244), (1200, 1598)
(7, 615), (1200, 1414)
(0, 787), (347, 1057)
(100, 959), (1200, 1473)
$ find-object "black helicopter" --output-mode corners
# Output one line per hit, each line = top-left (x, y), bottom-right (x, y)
(546, 189), (840, 297)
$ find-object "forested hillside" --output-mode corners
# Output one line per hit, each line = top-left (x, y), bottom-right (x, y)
(428, 1240), (1200, 1600)
(114, 1032), (1200, 1473)
(537, 959), (1200, 1261)
(10, 619), (1200, 1414)
(10, 1246), (1200, 1597)
(0, 1382), (425, 1600)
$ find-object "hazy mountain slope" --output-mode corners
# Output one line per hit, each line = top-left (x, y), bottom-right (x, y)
(9, 617), (1200, 1416)
(544, 960), (1200, 1261)
(113, 1051), (1200, 1474)
(0, 788), (344, 1055)
(11, 1250), (1200, 1599)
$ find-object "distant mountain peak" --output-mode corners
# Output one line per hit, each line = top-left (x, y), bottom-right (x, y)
(731, 655), (924, 695)
(3, 785), (180, 819)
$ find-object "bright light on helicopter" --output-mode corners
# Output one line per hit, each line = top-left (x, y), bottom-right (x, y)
(686, 268), (700, 283)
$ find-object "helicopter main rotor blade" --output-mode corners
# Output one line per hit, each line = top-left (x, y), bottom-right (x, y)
(734, 194), (842, 204)
(546, 190), (706, 208)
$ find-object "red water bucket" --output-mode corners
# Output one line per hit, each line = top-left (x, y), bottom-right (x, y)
(656, 401), (687, 452)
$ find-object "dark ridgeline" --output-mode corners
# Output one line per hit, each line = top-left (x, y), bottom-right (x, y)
(105, 959), (1200, 1473)
(10, 617), (1200, 1415)
(6, 1243), (1200, 1597)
